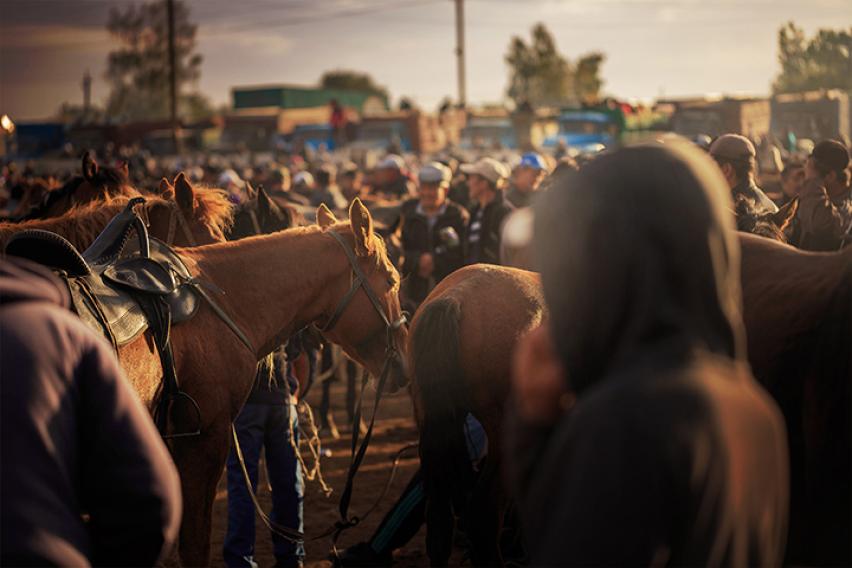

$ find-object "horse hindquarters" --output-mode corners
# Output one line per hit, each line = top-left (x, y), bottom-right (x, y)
(411, 297), (475, 565)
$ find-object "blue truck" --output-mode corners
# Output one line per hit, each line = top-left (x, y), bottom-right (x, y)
(542, 110), (618, 154)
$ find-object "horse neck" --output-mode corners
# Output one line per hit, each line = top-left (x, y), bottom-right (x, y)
(185, 227), (347, 357)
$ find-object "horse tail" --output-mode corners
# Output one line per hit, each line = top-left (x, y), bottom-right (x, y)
(411, 296), (474, 564)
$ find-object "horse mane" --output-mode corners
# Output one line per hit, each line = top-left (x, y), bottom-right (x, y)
(734, 194), (789, 243)
(1, 196), (135, 251)
(190, 187), (235, 235)
(163, 186), (234, 235)
(1, 190), (233, 252)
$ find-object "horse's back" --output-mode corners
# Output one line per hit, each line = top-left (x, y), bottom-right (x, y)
(738, 233), (851, 375)
(413, 264), (546, 425)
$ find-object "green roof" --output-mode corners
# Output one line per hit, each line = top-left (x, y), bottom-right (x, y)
(232, 85), (388, 111)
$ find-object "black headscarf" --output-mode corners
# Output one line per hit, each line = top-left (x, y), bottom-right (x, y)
(533, 141), (745, 395)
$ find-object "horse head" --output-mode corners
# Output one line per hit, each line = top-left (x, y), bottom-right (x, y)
(315, 199), (409, 393)
(150, 172), (234, 246)
(735, 194), (797, 244)
(228, 186), (299, 239)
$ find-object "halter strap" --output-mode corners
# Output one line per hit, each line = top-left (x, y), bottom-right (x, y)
(322, 231), (396, 332)
(165, 202), (197, 247)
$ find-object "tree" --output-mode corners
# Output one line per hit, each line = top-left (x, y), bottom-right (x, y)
(773, 22), (852, 94)
(574, 52), (606, 103)
(319, 70), (389, 101)
(506, 24), (572, 108)
(105, 0), (211, 122)
(505, 24), (605, 109)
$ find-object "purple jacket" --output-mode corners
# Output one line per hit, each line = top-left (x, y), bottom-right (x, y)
(0, 258), (181, 566)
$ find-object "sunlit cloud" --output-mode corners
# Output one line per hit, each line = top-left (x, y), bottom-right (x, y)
(0, 24), (111, 52)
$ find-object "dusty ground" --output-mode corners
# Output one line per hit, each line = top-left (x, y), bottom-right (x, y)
(209, 381), (435, 568)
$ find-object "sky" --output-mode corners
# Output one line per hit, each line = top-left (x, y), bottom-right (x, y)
(1, 0), (850, 121)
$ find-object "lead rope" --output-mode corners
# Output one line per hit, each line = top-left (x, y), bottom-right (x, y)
(281, 359), (333, 496)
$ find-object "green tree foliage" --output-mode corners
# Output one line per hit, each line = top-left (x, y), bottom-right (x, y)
(105, 0), (211, 122)
(505, 24), (605, 108)
(575, 52), (606, 103)
(319, 70), (390, 101)
(773, 22), (852, 94)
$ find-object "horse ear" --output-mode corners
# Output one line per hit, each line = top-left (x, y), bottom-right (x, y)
(317, 203), (337, 229)
(257, 186), (274, 220)
(772, 197), (799, 231)
(82, 151), (98, 181)
(349, 197), (374, 256)
(245, 181), (257, 200)
(117, 160), (129, 179)
(158, 177), (173, 195)
(173, 172), (195, 213)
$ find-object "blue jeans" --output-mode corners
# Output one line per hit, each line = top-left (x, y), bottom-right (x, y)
(224, 401), (304, 567)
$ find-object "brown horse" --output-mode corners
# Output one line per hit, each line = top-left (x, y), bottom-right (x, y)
(410, 234), (851, 566)
(738, 233), (851, 566)
(409, 264), (544, 565)
(18, 153), (137, 220)
(0, 174), (233, 251)
(113, 199), (406, 565)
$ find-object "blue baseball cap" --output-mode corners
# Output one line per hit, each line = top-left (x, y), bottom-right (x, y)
(519, 152), (547, 171)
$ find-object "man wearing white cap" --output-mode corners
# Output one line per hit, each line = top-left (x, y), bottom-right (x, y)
(460, 157), (515, 265)
(399, 162), (469, 308)
(373, 154), (415, 200)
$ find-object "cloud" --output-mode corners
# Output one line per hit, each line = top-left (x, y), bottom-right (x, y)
(197, 25), (293, 56)
(0, 24), (111, 52)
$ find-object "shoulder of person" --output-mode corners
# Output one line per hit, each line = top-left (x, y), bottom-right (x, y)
(400, 197), (419, 212)
(444, 200), (470, 220)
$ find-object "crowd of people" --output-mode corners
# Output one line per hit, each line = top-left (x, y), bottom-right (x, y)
(1, 129), (850, 567)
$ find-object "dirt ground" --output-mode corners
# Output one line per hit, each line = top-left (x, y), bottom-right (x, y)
(209, 381), (435, 568)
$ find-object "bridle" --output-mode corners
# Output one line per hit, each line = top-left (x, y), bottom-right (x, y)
(319, 230), (410, 549)
(320, 230), (407, 337)
(164, 201), (198, 247)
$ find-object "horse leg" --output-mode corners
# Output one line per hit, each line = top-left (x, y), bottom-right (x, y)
(172, 424), (230, 566)
(319, 378), (340, 439)
(466, 456), (504, 566)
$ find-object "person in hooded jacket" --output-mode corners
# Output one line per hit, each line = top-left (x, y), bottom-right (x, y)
(508, 141), (789, 567)
(0, 257), (182, 567)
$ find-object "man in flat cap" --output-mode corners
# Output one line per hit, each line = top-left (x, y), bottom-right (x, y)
(794, 139), (852, 251)
(460, 157), (514, 265)
(399, 162), (469, 309)
(710, 134), (778, 225)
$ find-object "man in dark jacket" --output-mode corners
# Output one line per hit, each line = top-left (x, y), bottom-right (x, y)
(400, 162), (468, 308)
(0, 257), (182, 567)
(509, 142), (789, 566)
(794, 139), (852, 251)
(710, 134), (779, 226)
(460, 157), (514, 266)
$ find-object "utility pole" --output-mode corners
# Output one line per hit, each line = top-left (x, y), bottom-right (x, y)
(82, 69), (92, 114)
(454, 0), (466, 108)
(166, 0), (181, 153)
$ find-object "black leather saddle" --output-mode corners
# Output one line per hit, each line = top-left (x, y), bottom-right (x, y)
(5, 198), (199, 345)
(6, 198), (203, 437)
